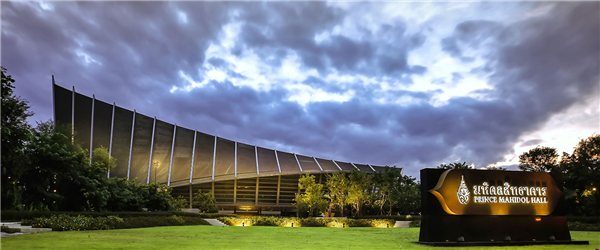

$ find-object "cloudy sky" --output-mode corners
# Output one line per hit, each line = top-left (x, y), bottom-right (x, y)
(2, 1), (599, 178)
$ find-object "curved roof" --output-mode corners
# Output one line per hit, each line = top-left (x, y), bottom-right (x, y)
(52, 82), (395, 187)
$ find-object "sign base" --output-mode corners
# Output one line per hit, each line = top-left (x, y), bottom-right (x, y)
(417, 240), (589, 247)
(418, 168), (588, 246)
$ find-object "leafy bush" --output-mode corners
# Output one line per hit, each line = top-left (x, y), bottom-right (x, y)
(192, 190), (219, 213)
(409, 220), (421, 227)
(23, 214), (123, 231)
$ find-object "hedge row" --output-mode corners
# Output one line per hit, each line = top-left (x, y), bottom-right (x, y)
(21, 214), (210, 231)
(1, 210), (205, 221)
(199, 213), (240, 218)
(218, 216), (395, 228)
(567, 216), (600, 224)
(112, 216), (210, 229)
(354, 215), (421, 221)
(568, 221), (600, 231)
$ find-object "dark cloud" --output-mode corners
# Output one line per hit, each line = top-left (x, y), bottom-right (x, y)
(233, 2), (427, 79)
(2, 2), (598, 179)
(2, 1), (232, 117)
(435, 2), (600, 169)
(520, 139), (544, 147)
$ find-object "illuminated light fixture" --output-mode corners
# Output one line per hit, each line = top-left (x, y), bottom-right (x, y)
(535, 217), (542, 222)
(549, 236), (555, 241)
(504, 236), (511, 242)
(490, 239), (494, 242)
(594, 187), (597, 191)
(457, 237), (465, 242)
(533, 239), (536, 241)
(53, 190), (56, 193)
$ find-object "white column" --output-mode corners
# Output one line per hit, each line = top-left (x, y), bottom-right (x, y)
(89, 95), (95, 164)
(234, 141), (238, 178)
(189, 131), (197, 183)
(212, 137), (217, 180)
(313, 157), (324, 171)
(127, 110), (136, 180)
(52, 76), (56, 125)
(274, 150), (282, 173)
(294, 153), (303, 172)
(108, 102), (115, 178)
(332, 160), (343, 171)
(367, 164), (376, 172)
(168, 125), (177, 185)
(255, 146), (259, 175)
(71, 86), (75, 144)
(146, 117), (157, 183)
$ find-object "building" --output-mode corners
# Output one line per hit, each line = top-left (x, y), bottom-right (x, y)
(52, 80), (399, 214)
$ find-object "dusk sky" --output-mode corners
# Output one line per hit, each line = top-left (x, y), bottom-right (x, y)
(2, 1), (599, 178)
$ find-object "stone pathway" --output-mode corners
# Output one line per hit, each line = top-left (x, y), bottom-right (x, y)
(1, 222), (52, 237)
(394, 221), (411, 228)
(204, 218), (229, 226)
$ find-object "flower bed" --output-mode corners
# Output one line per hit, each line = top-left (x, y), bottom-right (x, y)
(217, 216), (395, 228)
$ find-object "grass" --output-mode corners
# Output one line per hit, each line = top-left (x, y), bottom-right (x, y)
(1, 227), (599, 250)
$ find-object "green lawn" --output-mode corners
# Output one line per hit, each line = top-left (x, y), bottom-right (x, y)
(1, 226), (598, 250)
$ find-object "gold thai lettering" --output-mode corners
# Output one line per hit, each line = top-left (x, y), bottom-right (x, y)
(471, 181), (548, 204)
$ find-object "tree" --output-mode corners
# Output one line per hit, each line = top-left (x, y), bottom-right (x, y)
(92, 146), (117, 173)
(518, 146), (558, 172)
(1, 67), (33, 209)
(347, 169), (372, 217)
(372, 166), (403, 215)
(326, 172), (349, 217)
(20, 120), (110, 211)
(294, 173), (328, 217)
(437, 162), (473, 169)
(192, 189), (218, 213)
(391, 175), (421, 215)
(559, 134), (600, 215)
(485, 165), (507, 171)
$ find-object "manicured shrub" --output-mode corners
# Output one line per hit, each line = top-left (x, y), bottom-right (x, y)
(112, 216), (209, 229)
(1, 210), (203, 222)
(23, 214), (123, 231)
(568, 221), (600, 231)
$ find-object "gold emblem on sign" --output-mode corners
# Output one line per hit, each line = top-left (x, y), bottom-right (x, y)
(457, 175), (470, 204)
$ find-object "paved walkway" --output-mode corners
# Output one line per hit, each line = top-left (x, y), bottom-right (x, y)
(394, 221), (411, 228)
(204, 218), (229, 226)
(1, 222), (52, 237)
